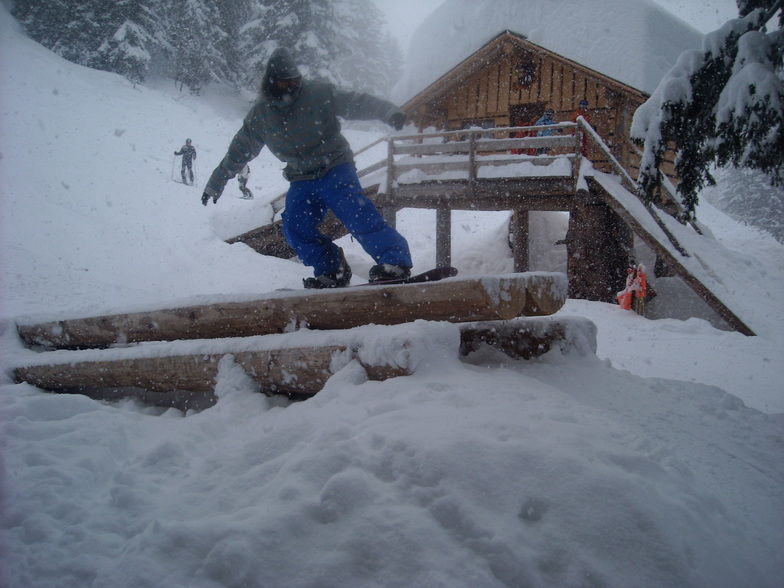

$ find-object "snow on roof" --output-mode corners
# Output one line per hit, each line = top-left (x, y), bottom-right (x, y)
(392, 0), (704, 103)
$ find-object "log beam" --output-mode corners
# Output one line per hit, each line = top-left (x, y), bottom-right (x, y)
(14, 345), (411, 396)
(17, 274), (568, 350)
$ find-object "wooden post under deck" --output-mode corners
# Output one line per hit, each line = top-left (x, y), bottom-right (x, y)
(511, 209), (530, 272)
(436, 208), (452, 268)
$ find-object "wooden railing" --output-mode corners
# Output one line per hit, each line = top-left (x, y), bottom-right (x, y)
(269, 123), (583, 214)
(384, 124), (581, 191)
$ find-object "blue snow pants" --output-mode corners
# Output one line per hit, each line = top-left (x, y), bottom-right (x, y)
(282, 163), (412, 277)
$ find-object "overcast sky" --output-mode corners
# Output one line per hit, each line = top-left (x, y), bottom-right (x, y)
(373, 0), (742, 53)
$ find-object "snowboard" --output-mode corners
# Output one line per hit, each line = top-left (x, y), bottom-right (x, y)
(294, 267), (458, 291)
(360, 266), (458, 286)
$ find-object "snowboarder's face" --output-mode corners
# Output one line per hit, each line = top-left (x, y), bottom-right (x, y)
(275, 78), (300, 94)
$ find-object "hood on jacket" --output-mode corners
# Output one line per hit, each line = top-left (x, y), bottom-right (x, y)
(262, 48), (303, 106)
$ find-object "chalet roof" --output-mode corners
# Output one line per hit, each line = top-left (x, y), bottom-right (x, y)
(392, 0), (703, 103)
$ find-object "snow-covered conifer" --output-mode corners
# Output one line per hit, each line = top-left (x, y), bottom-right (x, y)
(632, 2), (783, 221)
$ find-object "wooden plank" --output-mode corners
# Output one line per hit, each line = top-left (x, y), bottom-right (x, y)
(487, 62), (499, 113)
(17, 274), (568, 350)
(14, 345), (412, 396)
(394, 141), (472, 156)
(498, 57), (511, 112)
(391, 178), (576, 209)
(540, 59), (553, 104)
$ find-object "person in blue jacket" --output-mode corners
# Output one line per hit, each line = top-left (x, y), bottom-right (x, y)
(534, 108), (557, 154)
(202, 48), (411, 288)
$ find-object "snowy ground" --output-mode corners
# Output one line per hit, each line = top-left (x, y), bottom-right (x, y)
(1, 7), (783, 588)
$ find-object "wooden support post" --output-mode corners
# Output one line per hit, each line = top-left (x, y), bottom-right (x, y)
(511, 209), (530, 272)
(382, 205), (397, 228)
(383, 137), (397, 228)
(567, 194), (633, 302)
(436, 207), (452, 268)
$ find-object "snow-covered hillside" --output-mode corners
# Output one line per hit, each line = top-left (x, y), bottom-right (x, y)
(1, 5), (783, 588)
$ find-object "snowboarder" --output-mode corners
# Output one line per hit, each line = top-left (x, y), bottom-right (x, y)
(237, 164), (253, 199)
(174, 139), (196, 184)
(201, 48), (411, 289)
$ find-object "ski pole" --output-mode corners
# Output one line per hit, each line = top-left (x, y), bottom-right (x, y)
(171, 155), (176, 180)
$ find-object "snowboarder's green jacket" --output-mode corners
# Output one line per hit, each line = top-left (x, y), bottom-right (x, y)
(204, 55), (402, 200)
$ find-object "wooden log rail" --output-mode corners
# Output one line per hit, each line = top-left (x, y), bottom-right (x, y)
(17, 273), (568, 351)
(14, 313), (596, 398)
(14, 341), (411, 396)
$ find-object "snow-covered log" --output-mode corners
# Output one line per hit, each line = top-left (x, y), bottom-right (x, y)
(17, 273), (568, 350)
(14, 346), (366, 396)
(459, 316), (598, 359)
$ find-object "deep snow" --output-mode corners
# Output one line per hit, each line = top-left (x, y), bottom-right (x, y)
(1, 5), (783, 588)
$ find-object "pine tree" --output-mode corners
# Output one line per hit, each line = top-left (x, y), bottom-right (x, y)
(332, 0), (403, 96)
(93, 0), (161, 84)
(213, 0), (253, 89)
(632, 2), (783, 221)
(237, 0), (279, 90)
(164, 0), (231, 94)
(12, 0), (107, 66)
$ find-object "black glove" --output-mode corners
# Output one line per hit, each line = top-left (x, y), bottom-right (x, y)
(389, 112), (406, 131)
(174, 151), (177, 155)
(202, 191), (220, 206)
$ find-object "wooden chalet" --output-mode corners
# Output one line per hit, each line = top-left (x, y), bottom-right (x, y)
(400, 30), (660, 180)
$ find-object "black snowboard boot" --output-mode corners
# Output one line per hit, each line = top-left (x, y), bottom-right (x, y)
(368, 263), (411, 283)
(303, 249), (352, 289)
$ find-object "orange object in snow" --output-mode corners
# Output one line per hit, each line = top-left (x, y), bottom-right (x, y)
(617, 289), (633, 310)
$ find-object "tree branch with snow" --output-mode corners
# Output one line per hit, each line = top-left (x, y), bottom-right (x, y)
(631, 2), (783, 222)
